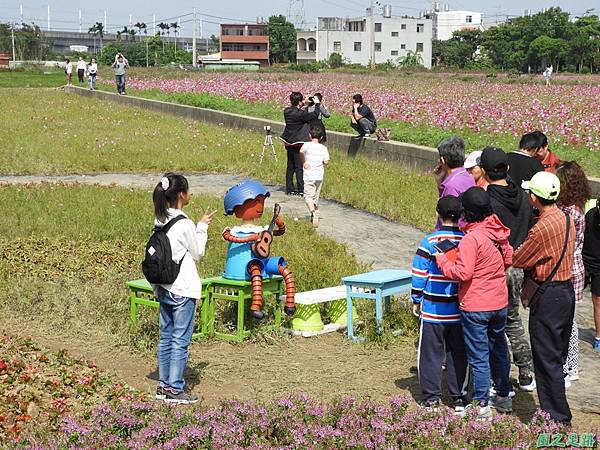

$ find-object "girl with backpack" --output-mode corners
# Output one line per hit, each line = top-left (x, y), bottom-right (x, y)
(150, 173), (215, 404)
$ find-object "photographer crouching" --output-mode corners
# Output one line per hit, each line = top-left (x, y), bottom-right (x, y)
(281, 92), (321, 196)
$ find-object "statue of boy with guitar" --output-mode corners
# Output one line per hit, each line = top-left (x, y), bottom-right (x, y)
(222, 180), (296, 319)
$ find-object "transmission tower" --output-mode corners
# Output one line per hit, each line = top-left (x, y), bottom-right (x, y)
(287, 0), (306, 30)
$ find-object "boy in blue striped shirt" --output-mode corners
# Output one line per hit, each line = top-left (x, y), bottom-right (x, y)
(411, 196), (468, 415)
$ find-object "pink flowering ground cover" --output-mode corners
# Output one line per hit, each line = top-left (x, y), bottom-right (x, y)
(125, 72), (600, 152)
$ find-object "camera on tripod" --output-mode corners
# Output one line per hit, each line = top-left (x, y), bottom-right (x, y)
(263, 125), (271, 135)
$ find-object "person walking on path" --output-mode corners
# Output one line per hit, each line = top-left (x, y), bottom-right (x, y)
(583, 197), (600, 352)
(411, 196), (468, 417)
(436, 187), (514, 420)
(64, 59), (73, 86)
(507, 132), (544, 187)
(150, 173), (216, 404)
(350, 94), (377, 138)
(305, 93), (330, 142)
(556, 161), (592, 387)
(76, 57), (87, 84)
(299, 122), (330, 228)
(112, 53), (129, 95)
(543, 64), (553, 86)
(281, 92), (321, 196)
(480, 147), (536, 392)
(434, 136), (475, 230)
(513, 171), (575, 426)
(87, 58), (98, 91)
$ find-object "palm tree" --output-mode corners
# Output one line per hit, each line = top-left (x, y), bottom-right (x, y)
(170, 22), (180, 58)
(88, 22), (105, 54)
(158, 22), (169, 51)
(134, 22), (148, 67)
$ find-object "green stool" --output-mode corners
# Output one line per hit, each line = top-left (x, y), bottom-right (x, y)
(329, 298), (359, 326)
(291, 304), (324, 332)
(206, 275), (285, 342)
(127, 278), (213, 340)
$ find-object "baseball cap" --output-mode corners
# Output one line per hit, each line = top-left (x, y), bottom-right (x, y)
(480, 147), (508, 175)
(461, 186), (491, 214)
(521, 171), (560, 201)
(464, 151), (482, 169)
(436, 195), (462, 218)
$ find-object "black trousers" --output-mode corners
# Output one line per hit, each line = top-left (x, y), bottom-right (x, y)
(77, 68), (85, 83)
(529, 281), (575, 425)
(285, 146), (303, 193)
(418, 321), (469, 403)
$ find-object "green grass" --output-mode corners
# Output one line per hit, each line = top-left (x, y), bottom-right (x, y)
(114, 88), (600, 178)
(0, 183), (371, 350)
(1, 88), (438, 230)
(0, 68), (66, 88)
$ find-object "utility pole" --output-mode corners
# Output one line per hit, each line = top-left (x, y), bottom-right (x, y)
(129, 14), (132, 28)
(11, 23), (16, 61)
(370, 0), (375, 68)
(104, 10), (107, 32)
(20, 4), (23, 23)
(153, 14), (156, 35)
(79, 9), (82, 32)
(192, 9), (197, 66)
(47, 4), (50, 31)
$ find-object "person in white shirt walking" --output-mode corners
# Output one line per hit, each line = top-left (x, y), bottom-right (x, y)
(76, 57), (87, 84)
(299, 123), (331, 228)
(64, 59), (73, 86)
(87, 58), (98, 90)
(151, 173), (216, 404)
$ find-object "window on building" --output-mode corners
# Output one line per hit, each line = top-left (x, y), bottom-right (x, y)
(349, 21), (365, 32)
(416, 42), (424, 52)
(375, 22), (382, 32)
(466, 15), (473, 23)
(374, 42), (382, 52)
(417, 23), (424, 33)
(401, 24), (406, 30)
(391, 31), (398, 37)
(354, 42), (362, 51)
(391, 50), (398, 56)
(222, 27), (244, 36)
(400, 43), (406, 49)
(333, 41), (341, 52)
(222, 43), (244, 52)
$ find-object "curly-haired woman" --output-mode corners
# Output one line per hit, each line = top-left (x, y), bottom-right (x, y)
(556, 161), (592, 387)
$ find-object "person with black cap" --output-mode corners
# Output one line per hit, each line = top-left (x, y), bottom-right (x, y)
(480, 146), (536, 393)
(435, 187), (514, 420)
(513, 171), (575, 426)
(411, 196), (468, 416)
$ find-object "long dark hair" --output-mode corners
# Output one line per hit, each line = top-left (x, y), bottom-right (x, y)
(153, 173), (189, 222)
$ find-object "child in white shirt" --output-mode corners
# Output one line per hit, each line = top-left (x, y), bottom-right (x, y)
(87, 58), (98, 90)
(300, 123), (330, 228)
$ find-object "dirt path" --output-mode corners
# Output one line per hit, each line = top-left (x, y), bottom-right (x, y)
(2, 172), (599, 423)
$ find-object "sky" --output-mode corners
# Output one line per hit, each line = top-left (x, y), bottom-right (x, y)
(0, 0), (597, 37)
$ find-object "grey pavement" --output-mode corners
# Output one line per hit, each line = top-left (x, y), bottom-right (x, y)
(1, 172), (598, 413)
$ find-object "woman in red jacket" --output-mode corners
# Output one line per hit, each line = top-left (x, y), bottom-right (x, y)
(436, 187), (513, 420)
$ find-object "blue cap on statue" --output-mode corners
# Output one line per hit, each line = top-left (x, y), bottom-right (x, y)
(223, 180), (270, 215)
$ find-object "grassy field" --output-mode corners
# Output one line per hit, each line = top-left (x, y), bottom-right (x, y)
(0, 68), (65, 88)
(0, 183), (374, 349)
(1, 88), (438, 230)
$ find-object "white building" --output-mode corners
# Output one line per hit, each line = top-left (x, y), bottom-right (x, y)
(297, 7), (433, 68)
(432, 10), (483, 40)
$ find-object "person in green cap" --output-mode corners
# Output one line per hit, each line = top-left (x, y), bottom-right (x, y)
(513, 171), (575, 426)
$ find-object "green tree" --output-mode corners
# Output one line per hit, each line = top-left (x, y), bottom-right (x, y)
(528, 35), (569, 70)
(328, 52), (343, 68)
(267, 15), (296, 64)
(432, 29), (482, 68)
(88, 22), (104, 54)
(399, 50), (424, 68)
(0, 22), (50, 60)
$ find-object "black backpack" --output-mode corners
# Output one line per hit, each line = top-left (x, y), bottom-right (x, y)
(142, 215), (187, 284)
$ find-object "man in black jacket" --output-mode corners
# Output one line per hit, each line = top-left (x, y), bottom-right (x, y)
(481, 146), (536, 392)
(281, 92), (321, 195)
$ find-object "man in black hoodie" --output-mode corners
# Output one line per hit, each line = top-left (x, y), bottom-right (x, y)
(481, 147), (536, 392)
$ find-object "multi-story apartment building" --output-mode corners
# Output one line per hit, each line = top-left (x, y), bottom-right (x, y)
(220, 23), (269, 66)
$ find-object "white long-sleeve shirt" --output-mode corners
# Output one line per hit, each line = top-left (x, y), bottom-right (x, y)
(76, 60), (87, 71)
(152, 208), (208, 299)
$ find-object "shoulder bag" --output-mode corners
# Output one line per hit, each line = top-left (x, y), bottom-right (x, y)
(521, 213), (570, 309)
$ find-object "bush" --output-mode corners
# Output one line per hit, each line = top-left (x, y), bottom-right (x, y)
(287, 61), (327, 72)
(328, 52), (344, 69)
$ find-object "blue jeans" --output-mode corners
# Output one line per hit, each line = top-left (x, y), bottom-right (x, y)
(461, 308), (511, 403)
(115, 74), (126, 94)
(157, 287), (196, 392)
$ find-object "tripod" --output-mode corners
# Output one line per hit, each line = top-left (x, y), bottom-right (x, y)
(260, 132), (277, 163)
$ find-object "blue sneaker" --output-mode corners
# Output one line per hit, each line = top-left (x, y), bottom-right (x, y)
(593, 338), (600, 352)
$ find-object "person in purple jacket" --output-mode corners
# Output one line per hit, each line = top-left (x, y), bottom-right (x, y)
(434, 136), (475, 229)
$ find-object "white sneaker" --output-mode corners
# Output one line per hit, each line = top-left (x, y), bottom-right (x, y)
(489, 385), (515, 398)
